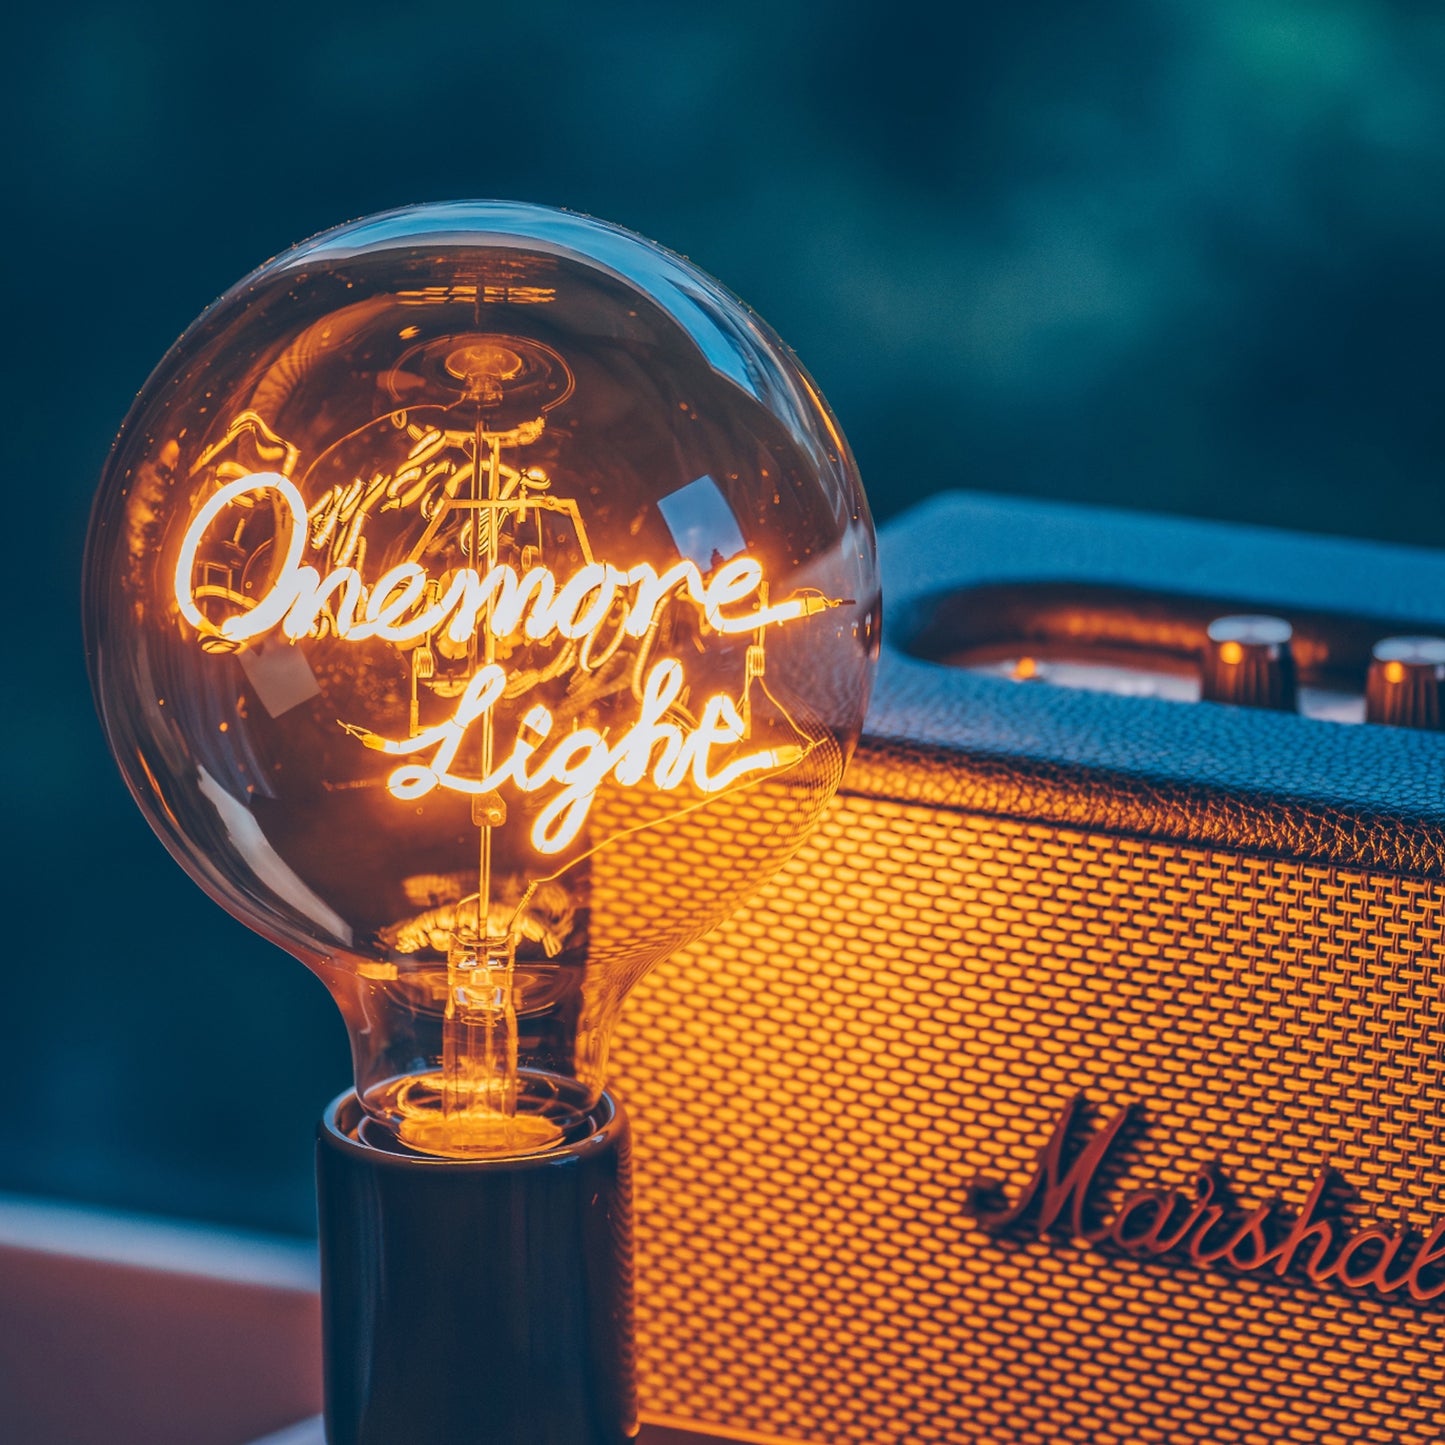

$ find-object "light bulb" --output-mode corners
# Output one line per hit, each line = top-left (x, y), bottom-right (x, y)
(84, 201), (879, 1166)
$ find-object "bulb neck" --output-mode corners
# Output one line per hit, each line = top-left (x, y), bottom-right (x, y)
(317, 1087), (637, 1445)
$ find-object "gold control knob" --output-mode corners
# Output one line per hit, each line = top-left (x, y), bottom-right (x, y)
(1201, 615), (1298, 712)
(1365, 636), (1445, 730)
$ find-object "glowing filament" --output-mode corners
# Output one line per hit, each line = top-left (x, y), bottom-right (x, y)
(346, 657), (804, 853)
(175, 473), (834, 650)
(179, 472), (825, 856)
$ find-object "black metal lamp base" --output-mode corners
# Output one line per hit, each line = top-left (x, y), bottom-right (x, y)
(317, 1090), (637, 1445)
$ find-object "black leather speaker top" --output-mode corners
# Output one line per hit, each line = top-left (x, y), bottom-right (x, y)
(861, 492), (1445, 878)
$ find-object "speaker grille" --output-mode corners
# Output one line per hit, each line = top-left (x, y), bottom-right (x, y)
(611, 792), (1445, 1444)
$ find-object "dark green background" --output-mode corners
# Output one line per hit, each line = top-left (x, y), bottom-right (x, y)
(5, 0), (1443, 1235)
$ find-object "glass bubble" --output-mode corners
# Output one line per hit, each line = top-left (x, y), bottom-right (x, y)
(85, 202), (878, 1156)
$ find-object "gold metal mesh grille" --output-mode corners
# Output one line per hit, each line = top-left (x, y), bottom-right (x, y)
(610, 792), (1445, 1444)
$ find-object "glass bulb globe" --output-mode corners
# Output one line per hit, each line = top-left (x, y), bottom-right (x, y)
(85, 202), (878, 1159)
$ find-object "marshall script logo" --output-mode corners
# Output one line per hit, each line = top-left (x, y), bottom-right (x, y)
(967, 1097), (1445, 1308)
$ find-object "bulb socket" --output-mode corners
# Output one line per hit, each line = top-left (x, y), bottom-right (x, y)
(317, 1089), (637, 1445)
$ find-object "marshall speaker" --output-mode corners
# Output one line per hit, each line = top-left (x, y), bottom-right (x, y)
(610, 492), (1445, 1445)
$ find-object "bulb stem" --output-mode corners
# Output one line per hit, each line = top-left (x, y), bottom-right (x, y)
(437, 412), (524, 1135)
(443, 933), (519, 1121)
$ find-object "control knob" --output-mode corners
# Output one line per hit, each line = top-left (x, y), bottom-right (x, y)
(1201, 615), (1298, 711)
(1365, 636), (1445, 730)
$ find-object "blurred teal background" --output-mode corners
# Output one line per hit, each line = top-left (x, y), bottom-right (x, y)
(4, 0), (1444, 1235)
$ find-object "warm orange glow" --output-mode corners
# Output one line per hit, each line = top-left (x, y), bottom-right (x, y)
(89, 205), (876, 1162)
(1218, 640), (1244, 666)
(175, 469), (830, 862)
(167, 447), (840, 1156)
(176, 473), (835, 649)
(345, 657), (806, 853)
